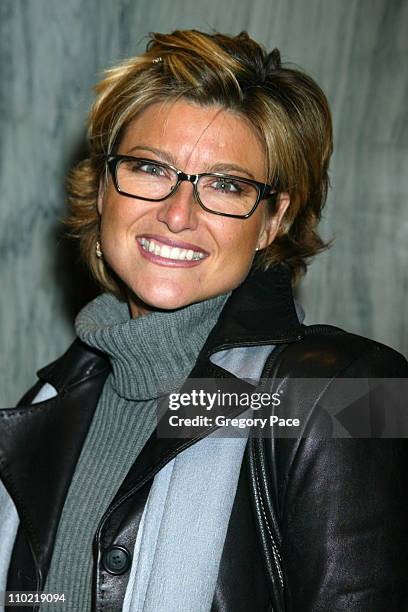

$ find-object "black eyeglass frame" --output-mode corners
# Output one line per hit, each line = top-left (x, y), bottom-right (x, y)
(105, 154), (278, 219)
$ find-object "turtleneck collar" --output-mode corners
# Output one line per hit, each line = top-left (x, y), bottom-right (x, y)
(75, 293), (230, 401)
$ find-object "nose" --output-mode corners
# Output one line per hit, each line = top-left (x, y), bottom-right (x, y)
(156, 181), (199, 233)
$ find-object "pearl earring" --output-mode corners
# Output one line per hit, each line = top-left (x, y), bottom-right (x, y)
(96, 241), (103, 259)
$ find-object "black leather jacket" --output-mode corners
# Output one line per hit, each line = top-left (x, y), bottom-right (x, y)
(1, 265), (407, 611)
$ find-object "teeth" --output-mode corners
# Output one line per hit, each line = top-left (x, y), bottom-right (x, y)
(139, 238), (205, 261)
(161, 244), (170, 258)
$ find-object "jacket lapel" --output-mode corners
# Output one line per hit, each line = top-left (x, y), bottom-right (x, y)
(0, 342), (109, 573)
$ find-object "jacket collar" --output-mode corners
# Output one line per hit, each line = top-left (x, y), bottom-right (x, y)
(0, 263), (303, 578)
(196, 262), (303, 357)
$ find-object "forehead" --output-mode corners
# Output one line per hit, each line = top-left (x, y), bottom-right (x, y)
(118, 100), (266, 176)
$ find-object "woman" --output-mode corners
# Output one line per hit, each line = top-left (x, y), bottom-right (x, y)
(0, 29), (407, 612)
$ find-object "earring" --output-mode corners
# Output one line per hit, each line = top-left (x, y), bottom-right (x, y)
(255, 246), (260, 252)
(96, 241), (103, 259)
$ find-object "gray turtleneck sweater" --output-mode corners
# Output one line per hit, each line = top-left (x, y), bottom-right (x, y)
(40, 291), (229, 612)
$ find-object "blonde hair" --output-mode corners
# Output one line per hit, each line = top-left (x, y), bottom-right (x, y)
(66, 29), (333, 292)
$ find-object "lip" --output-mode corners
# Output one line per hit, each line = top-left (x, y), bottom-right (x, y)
(137, 234), (209, 255)
(136, 235), (209, 268)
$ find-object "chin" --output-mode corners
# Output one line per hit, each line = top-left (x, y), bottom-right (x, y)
(133, 283), (199, 312)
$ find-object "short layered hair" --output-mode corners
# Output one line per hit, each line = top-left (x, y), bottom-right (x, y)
(66, 29), (333, 292)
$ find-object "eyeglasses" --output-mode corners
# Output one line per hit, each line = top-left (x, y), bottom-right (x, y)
(105, 155), (278, 219)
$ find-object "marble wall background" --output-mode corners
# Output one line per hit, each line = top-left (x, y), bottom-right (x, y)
(1, 0), (407, 406)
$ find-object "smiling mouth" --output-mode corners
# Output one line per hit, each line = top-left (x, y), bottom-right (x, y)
(138, 237), (207, 261)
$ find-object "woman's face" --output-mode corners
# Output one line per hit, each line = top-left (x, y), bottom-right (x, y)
(98, 100), (289, 317)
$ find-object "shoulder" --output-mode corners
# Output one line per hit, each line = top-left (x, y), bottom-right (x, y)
(18, 339), (110, 406)
(265, 323), (408, 379)
(259, 323), (407, 441)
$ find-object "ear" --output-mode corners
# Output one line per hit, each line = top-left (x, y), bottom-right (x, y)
(97, 178), (105, 216)
(257, 193), (290, 250)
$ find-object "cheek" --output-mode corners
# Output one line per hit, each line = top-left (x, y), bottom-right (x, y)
(220, 219), (261, 260)
(100, 196), (138, 241)
(213, 220), (261, 289)
(98, 201), (141, 277)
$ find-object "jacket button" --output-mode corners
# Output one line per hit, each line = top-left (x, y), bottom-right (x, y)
(101, 545), (132, 575)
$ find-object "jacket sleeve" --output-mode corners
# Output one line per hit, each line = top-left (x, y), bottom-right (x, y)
(274, 339), (408, 611)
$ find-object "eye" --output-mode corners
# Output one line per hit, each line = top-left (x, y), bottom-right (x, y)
(131, 160), (167, 177)
(211, 178), (243, 194)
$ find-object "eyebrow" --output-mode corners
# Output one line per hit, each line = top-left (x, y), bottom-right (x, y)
(126, 145), (256, 180)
